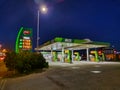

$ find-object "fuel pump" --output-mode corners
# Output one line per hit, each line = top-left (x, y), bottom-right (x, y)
(52, 52), (58, 62)
(74, 52), (81, 61)
(64, 50), (71, 63)
(90, 51), (99, 62)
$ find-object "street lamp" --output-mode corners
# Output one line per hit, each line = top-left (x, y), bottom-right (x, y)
(36, 5), (48, 49)
(40, 5), (48, 14)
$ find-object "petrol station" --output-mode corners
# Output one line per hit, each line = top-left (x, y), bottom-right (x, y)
(35, 37), (110, 63)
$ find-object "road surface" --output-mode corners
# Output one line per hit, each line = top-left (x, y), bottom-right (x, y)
(1, 61), (120, 90)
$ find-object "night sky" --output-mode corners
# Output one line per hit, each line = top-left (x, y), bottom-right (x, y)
(0, 0), (120, 51)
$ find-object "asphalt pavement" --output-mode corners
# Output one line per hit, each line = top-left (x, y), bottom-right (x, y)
(1, 61), (120, 90)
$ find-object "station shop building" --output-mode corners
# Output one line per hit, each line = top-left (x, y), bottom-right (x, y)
(35, 37), (110, 63)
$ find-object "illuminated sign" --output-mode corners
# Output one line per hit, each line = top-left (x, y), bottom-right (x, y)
(23, 39), (31, 50)
(23, 30), (31, 35)
(15, 27), (32, 53)
(98, 50), (102, 54)
(23, 36), (30, 39)
(65, 39), (72, 43)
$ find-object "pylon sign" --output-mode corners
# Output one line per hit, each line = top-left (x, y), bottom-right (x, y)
(15, 27), (32, 53)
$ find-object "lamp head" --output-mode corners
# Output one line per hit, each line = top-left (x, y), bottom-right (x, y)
(40, 5), (48, 14)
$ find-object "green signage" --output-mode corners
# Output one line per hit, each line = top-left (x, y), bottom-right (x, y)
(15, 27), (32, 53)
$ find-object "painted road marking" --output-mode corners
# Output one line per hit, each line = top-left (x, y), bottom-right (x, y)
(94, 65), (101, 67)
(71, 66), (80, 69)
(90, 70), (102, 74)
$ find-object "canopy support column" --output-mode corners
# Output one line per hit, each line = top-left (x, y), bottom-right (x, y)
(51, 47), (53, 62)
(71, 50), (74, 63)
(62, 47), (64, 62)
(86, 48), (89, 61)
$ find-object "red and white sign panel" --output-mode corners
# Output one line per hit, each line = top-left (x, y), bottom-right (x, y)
(23, 30), (30, 35)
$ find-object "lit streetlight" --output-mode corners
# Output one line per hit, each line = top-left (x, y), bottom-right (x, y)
(40, 5), (48, 14)
(36, 5), (48, 49)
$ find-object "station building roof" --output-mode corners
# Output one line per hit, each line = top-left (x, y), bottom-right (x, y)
(35, 37), (110, 51)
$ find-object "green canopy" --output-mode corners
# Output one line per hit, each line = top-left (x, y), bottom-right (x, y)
(35, 37), (110, 51)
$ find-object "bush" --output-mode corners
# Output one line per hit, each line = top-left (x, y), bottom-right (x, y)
(4, 51), (16, 71)
(4, 51), (49, 74)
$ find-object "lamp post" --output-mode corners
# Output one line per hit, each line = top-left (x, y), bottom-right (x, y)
(36, 5), (48, 49)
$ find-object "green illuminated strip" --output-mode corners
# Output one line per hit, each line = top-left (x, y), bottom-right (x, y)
(15, 27), (23, 53)
(19, 42), (23, 44)
(20, 39), (23, 41)
(54, 37), (63, 42)
(19, 46), (22, 48)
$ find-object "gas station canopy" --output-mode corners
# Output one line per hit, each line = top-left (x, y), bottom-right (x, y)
(35, 37), (110, 51)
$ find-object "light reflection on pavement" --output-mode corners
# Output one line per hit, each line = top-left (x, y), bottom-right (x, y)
(1, 61), (120, 90)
